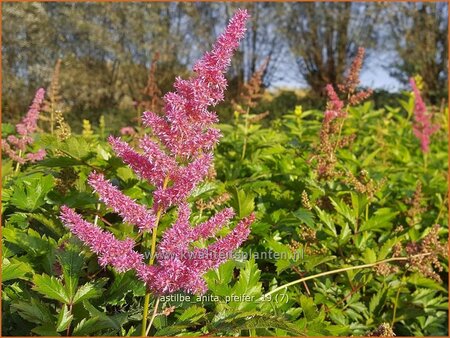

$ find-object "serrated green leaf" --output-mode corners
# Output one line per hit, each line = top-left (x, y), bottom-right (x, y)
(230, 187), (255, 218)
(360, 208), (397, 232)
(83, 300), (128, 331)
(178, 305), (206, 322)
(72, 317), (100, 336)
(33, 274), (70, 304)
(369, 287), (387, 316)
(73, 282), (103, 304)
(2, 258), (33, 281)
(315, 207), (337, 237)
(56, 304), (73, 332)
(293, 208), (315, 228)
(11, 298), (53, 325)
(299, 295), (317, 321)
(3, 227), (55, 257)
(210, 311), (307, 336)
(57, 246), (84, 299)
(10, 174), (55, 211)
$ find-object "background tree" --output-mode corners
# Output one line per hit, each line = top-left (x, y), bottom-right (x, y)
(2, 2), (448, 127)
(282, 2), (381, 95)
(385, 2), (448, 103)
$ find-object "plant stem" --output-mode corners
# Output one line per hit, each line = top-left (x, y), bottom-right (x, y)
(66, 303), (73, 336)
(391, 270), (407, 326)
(141, 177), (169, 337)
(14, 150), (23, 173)
(241, 108), (250, 161)
(93, 203), (101, 226)
(259, 253), (431, 300)
(145, 298), (160, 336)
(141, 294), (151, 336)
(51, 109), (54, 135)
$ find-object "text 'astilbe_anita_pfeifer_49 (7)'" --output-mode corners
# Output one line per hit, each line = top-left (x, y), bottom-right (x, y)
(59, 8), (254, 301)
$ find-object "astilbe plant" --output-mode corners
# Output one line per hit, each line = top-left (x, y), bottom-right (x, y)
(59, 9), (254, 335)
(2, 88), (47, 172)
(410, 77), (439, 153)
(310, 47), (372, 180)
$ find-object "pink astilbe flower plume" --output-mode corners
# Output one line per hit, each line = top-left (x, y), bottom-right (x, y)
(88, 172), (156, 232)
(141, 8), (249, 159)
(60, 9), (254, 296)
(17, 88), (45, 136)
(146, 204), (254, 295)
(410, 78), (439, 152)
(2, 88), (47, 165)
(324, 84), (346, 123)
(60, 206), (144, 272)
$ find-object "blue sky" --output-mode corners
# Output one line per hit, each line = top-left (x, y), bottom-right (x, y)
(271, 51), (403, 92)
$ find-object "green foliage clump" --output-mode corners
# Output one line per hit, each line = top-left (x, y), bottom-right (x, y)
(2, 89), (448, 336)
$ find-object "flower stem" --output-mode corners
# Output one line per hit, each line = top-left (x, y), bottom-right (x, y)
(241, 108), (250, 161)
(391, 270), (407, 326)
(259, 253), (430, 300)
(145, 298), (160, 336)
(141, 177), (169, 337)
(14, 150), (23, 173)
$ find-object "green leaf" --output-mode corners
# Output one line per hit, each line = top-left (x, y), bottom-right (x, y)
(57, 246), (84, 299)
(359, 208), (397, 232)
(56, 305), (73, 332)
(28, 213), (65, 237)
(32, 324), (60, 336)
(299, 295), (317, 321)
(72, 317), (100, 336)
(10, 174), (55, 211)
(266, 239), (294, 274)
(304, 255), (335, 271)
(315, 207), (337, 237)
(293, 208), (315, 228)
(408, 274), (448, 292)
(104, 270), (146, 305)
(330, 198), (356, 226)
(82, 300), (128, 332)
(33, 274), (70, 304)
(362, 248), (377, 264)
(73, 282), (103, 304)
(61, 136), (92, 160)
(232, 259), (262, 299)
(11, 298), (53, 325)
(210, 311), (306, 336)
(38, 156), (82, 168)
(361, 148), (382, 167)
(178, 305), (206, 322)
(3, 227), (55, 257)
(2, 258), (33, 281)
(369, 286), (387, 316)
(230, 187), (255, 218)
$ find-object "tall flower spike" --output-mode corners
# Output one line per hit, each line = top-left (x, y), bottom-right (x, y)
(324, 84), (345, 123)
(142, 8), (250, 159)
(88, 172), (156, 232)
(410, 78), (439, 152)
(60, 9), (253, 296)
(60, 206), (144, 272)
(2, 88), (47, 165)
(16, 88), (45, 136)
(109, 136), (169, 187)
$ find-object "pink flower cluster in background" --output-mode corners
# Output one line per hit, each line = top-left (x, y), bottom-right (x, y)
(2, 88), (47, 164)
(323, 48), (373, 124)
(410, 78), (439, 153)
(60, 9), (254, 295)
